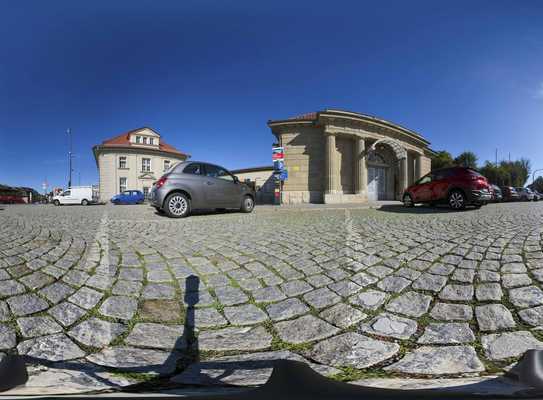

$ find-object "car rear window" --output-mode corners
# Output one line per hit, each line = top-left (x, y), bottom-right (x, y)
(465, 168), (484, 177)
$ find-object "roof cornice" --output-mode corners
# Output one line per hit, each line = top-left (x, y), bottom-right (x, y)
(268, 109), (430, 146)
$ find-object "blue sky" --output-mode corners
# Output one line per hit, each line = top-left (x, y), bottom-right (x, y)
(1, 0), (542, 191)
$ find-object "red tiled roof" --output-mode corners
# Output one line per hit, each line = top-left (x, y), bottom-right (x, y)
(287, 112), (317, 121)
(99, 127), (189, 157)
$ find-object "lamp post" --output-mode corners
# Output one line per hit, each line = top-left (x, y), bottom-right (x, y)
(67, 128), (73, 188)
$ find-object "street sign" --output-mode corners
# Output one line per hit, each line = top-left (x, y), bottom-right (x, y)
(272, 146), (284, 160)
(273, 159), (285, 171)
(279, 169), (288, 181)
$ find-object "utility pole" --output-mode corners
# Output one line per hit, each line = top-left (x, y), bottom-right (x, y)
(67, 128), (73, 188)
(495, 148), (498, 167)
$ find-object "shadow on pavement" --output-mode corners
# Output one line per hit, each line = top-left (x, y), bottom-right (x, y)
(1, 275), (294, 393)
(154, 208), (241, 218)
(377, 204), (474, 214)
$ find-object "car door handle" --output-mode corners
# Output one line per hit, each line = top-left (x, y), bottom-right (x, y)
(206, 181), (214, 185)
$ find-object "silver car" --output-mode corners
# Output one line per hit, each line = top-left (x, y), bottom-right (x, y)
(516, 187), (535, 201)
(150, 161), (255, 218)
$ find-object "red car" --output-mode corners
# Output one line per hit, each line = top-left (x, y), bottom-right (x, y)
(403, 167), (492, 210)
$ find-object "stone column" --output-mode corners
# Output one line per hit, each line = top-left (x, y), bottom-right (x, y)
(325, 133), (338, 194)
(354, 137), (367, 198)
(399, 156), (408, 196)
(415, 153), (423, 180)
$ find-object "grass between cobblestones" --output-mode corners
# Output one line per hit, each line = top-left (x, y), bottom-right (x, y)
(5, 204), (543, 384)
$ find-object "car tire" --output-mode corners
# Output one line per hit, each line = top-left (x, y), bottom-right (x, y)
(164, 193), (190, 218)
(448, 190), (466, 210)
(53, 200), (60, 206)
(81, 199), (88, 206)
(240, 195), (254, 213)
(403, 194), (414, 207)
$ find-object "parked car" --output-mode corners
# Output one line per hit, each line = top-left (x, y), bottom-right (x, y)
(111, 190), (145, 205)
(52, 186), (98, 206)
(490, 185), (502, 202)
(533, 190), (543, 201)
(402, 166), (491, 210)
(150, 161), (256, 218)
(500, 186), (520, 202)
(516, 187), (535, 201)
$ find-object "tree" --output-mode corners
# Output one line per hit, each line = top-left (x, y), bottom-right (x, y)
(529, 176), (543, 193)
(479, 161), (501, 184)
(479, 159), (531, 187)
(454, 151), (478, 169)
(431, 151), (454, 170)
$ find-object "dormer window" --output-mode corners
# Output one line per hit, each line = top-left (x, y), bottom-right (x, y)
(143, 137), (148, 144)
(135, 136), (141, 144)
(149, 138), (154, 145)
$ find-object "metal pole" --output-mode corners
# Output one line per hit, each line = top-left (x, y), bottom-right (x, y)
(67, 128), (72, 188)
(495, 149), (498, 167)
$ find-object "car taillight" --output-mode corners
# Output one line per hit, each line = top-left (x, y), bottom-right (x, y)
(155, 176), (167, 189)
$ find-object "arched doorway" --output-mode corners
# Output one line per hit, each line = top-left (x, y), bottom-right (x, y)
(366, 149), (389, 201)
(366, 138), (407, 201)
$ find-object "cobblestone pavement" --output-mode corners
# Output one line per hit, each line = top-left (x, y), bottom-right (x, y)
(2, 202), (543, 389)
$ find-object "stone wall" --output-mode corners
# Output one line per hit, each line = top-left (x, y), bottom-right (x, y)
(280, 126), (324, 194)
(421, 155), (432, 176)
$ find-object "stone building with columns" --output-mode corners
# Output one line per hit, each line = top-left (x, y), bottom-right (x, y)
(267, 109), (434, 204)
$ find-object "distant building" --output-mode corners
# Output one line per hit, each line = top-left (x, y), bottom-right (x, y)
(268, 109), (434, 204)
(231, 166), (275, 204)
(93, 127), (189, 202)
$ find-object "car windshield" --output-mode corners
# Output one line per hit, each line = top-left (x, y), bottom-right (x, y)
(4, 1), (543, 398)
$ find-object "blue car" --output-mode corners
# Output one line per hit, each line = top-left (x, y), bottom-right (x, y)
(111, 190), (145, 205)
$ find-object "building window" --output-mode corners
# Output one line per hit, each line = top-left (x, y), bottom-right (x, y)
(143, 137), (148, 144)
(135, 136), (141, 144)
(164, 160), (170, 171)
(143, 187), (149, 198)
(142, 158), (151, 172)
(149, 138), (154, 145)
(119, 156), (127, 169)
(119, 177), (127, 193)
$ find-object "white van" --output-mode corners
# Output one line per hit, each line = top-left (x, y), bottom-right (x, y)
(53, 186), (99, 206)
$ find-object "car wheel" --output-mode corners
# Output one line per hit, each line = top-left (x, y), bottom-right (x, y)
(164, 193), (190, 218)
(240, 195), (254, 213)
(53, 200), (60, 206)
(81, 199), (88, 206)
(448, 190), (466, 210)
(403, 194), (414, 207)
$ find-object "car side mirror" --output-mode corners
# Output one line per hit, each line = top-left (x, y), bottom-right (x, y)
(233, 176), (239, 184)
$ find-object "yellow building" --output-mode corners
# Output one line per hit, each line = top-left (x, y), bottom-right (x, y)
(93, 127), (189, 202)
(268, 109), (434, 204)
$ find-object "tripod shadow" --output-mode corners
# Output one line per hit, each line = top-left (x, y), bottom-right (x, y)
(2, 274), (304, 392)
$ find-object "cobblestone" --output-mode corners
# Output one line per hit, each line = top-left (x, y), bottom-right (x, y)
(4, 202), (543, 383)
